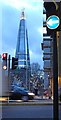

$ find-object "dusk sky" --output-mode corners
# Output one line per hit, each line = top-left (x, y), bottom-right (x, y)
(1, 0), (43, 69)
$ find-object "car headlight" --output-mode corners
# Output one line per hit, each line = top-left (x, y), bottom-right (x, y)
(28, 93), (35, 96)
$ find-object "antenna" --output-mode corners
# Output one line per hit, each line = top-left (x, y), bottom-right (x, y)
(20, 8), (26, 20)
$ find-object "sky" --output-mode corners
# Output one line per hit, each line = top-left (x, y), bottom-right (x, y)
(1, 0), (44, 69)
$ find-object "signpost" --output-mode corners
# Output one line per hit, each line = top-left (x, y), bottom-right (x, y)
(46, 15), (59, 120)
(46, 15), (60, 29)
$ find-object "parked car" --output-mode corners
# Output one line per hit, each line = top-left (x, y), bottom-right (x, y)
(9, 86), (35, 101)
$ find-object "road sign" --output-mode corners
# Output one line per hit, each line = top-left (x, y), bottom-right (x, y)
(46, 15), (60, 29)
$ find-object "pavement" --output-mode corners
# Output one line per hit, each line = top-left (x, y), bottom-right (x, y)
(0, 96), (61, 106)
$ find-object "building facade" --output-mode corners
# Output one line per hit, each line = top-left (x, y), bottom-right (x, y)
(42, 5), (53, 89)
(15, 10), (31, 89)
(15, 10), (30, 69)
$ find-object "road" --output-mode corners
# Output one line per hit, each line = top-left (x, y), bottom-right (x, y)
(1, 104), (61, 119)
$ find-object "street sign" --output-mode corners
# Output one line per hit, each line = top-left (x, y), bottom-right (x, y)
(46, 15), (60, 29)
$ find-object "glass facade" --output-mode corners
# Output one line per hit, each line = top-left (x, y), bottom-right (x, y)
(15, 14), (30, 69)
(15, 11), (30, 89)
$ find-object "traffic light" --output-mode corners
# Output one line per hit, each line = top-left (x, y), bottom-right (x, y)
(12, 57), (18, 69)
(44, 2), (61, 34)
(2, 53), (7, 70)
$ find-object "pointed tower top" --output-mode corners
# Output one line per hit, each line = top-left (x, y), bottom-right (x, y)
(20, 8), (26, 20)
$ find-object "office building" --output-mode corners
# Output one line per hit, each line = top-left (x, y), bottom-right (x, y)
(15, 10), (31, 89)
(41, 5), (53, 89)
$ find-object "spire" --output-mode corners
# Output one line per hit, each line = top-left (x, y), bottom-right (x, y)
(20, 8), (26, 20)
(15, 10), (31, 89)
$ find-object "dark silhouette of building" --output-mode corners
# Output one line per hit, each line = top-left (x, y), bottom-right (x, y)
(42, 4), (53, 89)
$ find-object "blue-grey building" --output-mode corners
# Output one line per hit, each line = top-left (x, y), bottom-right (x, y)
(42, 5), (53, 89)
(15, 10), (31, 89)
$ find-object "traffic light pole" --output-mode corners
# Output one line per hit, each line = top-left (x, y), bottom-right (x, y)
(44, 2), (60, 119)
(53, 32), (59, 120)
(26, 66), (28, 89)
(8, 55), (10, 103)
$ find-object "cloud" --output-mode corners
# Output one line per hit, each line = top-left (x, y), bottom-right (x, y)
(0, 3), (2, 54)
(29, 49), (43, 68)
(2, 46), (16, 58)
(1, 0), (43, 68)
(2, 5), (20, 50)
(37, 27), (43, 40)
(1, 0), (43, 11)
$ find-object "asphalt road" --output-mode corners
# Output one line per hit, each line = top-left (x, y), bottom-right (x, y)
(1, 105), (61, 119)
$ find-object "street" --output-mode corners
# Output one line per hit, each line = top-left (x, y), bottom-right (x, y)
(1, 104), (61, 119)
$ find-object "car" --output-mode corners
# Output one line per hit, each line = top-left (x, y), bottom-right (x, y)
(9, 85), (35, 101)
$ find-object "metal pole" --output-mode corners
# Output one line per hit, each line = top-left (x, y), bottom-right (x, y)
(29, 67), (30, 91)
(53, 32), (59, 120)
(8, 55), (10, 103)
(26, 66), (28, 89)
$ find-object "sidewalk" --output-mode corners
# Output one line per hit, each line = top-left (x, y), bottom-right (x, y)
(0, 96), (61, 106)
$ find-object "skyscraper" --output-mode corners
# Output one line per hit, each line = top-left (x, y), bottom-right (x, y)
(15, 10), (30, 89)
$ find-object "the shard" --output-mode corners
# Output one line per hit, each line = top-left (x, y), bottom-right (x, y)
(15, 10), (31, 89)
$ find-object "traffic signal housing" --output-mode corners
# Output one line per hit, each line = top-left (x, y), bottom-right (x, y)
(44, 2), (61, 34)
(12, 57), (18, 69)
(2, 53), (7, 70)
